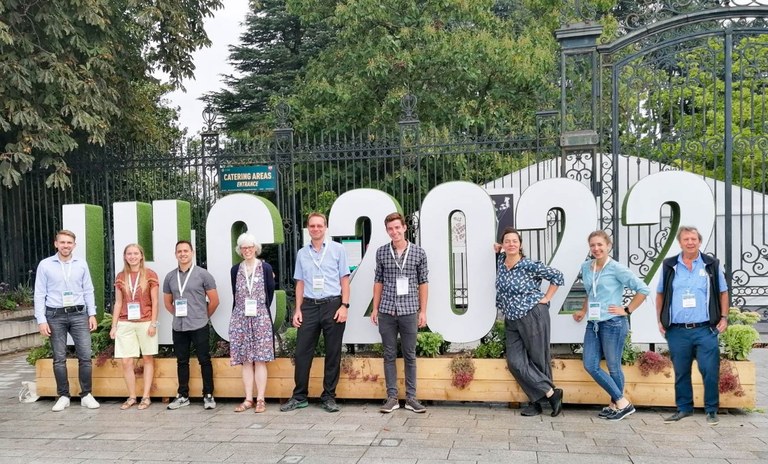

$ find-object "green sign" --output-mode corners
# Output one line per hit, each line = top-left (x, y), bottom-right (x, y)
(221, 165), (277, 192)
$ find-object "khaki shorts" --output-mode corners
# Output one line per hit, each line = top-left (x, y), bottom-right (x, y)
(114, 320), (159, 358)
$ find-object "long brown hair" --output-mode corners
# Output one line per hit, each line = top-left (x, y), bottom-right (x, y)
(121, 243), (148, 292)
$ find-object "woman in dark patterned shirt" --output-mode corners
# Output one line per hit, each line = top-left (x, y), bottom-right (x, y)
(495, 227), (565, 416)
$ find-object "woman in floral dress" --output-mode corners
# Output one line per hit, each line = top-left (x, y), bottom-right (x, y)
(229, 233), (276, 413)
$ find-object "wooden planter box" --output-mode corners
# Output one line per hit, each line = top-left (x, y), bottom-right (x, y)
(35, 357), (755, 408)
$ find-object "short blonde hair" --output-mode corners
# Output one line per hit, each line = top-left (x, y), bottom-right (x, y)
(676, 226), (702, 242)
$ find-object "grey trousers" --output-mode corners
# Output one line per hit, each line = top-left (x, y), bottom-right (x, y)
(505, 303), (555, 402)
(378, 312), (418, 399)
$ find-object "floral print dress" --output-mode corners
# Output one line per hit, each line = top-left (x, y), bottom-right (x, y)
(229, 260), (275, 365)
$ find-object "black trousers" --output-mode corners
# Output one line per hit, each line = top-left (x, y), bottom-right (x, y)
(172, 324), (214, 397)
(292, 297), (346, 401)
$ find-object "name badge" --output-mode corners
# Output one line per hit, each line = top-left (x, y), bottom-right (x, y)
(682, 291), (696, 308)
(312, 275), (325, 292)
(127, 303), (141, 320)
(62, 291), (75, 307)
(588, 302), (601, 321)
(396, 276), (410, 295)
(244, 299), (258, 317)
(175, 299), (188, 317)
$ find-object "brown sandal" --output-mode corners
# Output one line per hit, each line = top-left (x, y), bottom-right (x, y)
(138, 397), (151, 410)
(234, 400), (254, 412)
(120, 397), (137, 410)
(255, 399), (266, 413)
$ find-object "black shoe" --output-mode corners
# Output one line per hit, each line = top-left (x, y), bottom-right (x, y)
(548, 388), (563, 417)
(279, 398), (308, 412)
(520, 402), (542, 417)
(598, 406), (615, 419)
(664, 410), (693, 423)
(706, 412), (719, 426)
(321, 398), (340, 413)
(607, 403), (635, 421)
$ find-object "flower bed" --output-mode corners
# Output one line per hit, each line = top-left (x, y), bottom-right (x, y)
(34, 357), (756, 408)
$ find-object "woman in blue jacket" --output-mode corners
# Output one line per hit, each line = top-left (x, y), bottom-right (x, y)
(573, 230), (649, 421)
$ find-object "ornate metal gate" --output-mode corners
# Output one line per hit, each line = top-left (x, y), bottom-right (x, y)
(558, 1), (768, 319)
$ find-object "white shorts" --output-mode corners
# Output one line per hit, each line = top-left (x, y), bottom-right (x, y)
(114, 320), (159, 358)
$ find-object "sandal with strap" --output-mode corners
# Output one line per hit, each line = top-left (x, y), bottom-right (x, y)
(138, 397), (151, 410)
(255, 399), (266, 413)
(234, 400), (254, 412)
(120, 397), (137, 410)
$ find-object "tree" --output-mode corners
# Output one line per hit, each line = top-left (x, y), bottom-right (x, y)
(206, 0), (334, 138)
(0, 0), (223, 188)
(283, 0), (562, 134)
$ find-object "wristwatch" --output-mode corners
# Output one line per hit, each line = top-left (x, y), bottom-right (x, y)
(341, 302), (350, 309)
(150, 321), (159, 328)
(624, 306), (631, 315)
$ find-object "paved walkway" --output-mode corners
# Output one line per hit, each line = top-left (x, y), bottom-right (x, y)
(0, 349), (766, 464)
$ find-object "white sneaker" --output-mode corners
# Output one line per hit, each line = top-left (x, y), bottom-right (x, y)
(80, 393), (100, 409)
(52, 396), (70, 412)
(203, 394), (216, 410)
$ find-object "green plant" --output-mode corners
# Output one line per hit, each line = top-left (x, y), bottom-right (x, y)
(12, 283), (33, 306)
(279, 327), (325, 358)
(621, 332), (641, 366)
(474, 320), (506, 359)
(415, 332), (444, 358)
(26, 339), (53, 366)
(450, 352), (476, 389)
(370, 343), (384, 357)
(722, 307), (761, 361)
(92, 314), (115, 366)
(0, 282), (17, 310)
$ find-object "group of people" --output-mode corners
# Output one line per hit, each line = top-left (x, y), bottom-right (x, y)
(34, 218), (728, 424)
(497, 226), (728, 424)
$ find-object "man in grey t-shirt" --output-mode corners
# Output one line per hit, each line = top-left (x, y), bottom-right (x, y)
(163, 240), (219, 410)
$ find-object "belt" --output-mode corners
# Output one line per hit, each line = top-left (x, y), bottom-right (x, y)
(669, 322), (710, 329)
(46, 305), (85, 314)
(303, 296), (341, 305)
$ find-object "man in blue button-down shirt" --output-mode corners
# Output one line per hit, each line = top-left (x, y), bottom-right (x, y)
(280, 212), (350, 413)
(656, 226), (728, 426)
(34, 230), (100, 412)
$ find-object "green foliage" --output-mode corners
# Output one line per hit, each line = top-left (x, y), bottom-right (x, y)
(90, 314), (114, 360)
(721, 307), (761, 361)
(284, 0), (560, 134)
(415, 331), (444, 358)
(621, 331), (641, 366)
(279, 327), (325, 357)
(26, 338), (53, 366)
(0, 0), (222, 187)
(0, 281), (32, 309)
(721, 325), (760, 361)
(473, 320), (506, 359)
(207, 0), (334, 137)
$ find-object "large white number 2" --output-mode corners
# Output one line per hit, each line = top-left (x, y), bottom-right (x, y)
(622, 171), (716, 343)
(328, 189), (401, 343)
(515, 178), (598, 343)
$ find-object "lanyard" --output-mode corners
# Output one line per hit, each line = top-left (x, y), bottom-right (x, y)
(310, 242), (328, 270)
(591, 257), (611, 297)
(243, 260), (258, 297)
(389, 242), (410, 274)
(176, 264), (195, 298)
(59, 260), (72, 288)
(127, 272), (139, 301)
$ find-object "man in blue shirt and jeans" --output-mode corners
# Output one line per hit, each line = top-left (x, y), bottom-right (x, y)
(656, 226), (729, 426)
(34, 230), (100, 412)
(281, 212), (350, 413)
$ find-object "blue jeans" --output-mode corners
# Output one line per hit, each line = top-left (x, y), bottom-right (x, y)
(582, 316), (628, 402)
(378, 312), (418, 399)
(46, 308), (92, 398)
(666, 325), (720, 413)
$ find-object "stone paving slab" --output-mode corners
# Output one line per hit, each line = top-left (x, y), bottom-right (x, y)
(0, 349), (766, 463)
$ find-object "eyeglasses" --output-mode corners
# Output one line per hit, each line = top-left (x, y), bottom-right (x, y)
(241, 246), (256, 251)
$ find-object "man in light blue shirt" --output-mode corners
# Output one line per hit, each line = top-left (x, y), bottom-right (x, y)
(34, 230), (100, 412)
(656, 226), (729, 426)
(281, 212), (350, 413)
